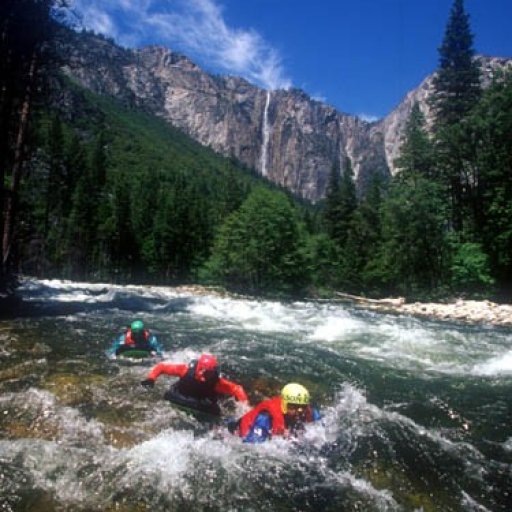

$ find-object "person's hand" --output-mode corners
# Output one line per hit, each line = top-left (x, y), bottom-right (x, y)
(140, 378), (155, 388)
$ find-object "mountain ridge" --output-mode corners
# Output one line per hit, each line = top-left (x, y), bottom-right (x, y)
(59, 29), (511, 201)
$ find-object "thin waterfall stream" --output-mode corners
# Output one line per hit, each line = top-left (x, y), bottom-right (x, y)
(260, 90), (271, 177)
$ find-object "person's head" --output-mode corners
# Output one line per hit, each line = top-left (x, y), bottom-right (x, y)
(130, 320), (145, 343)
(195, 353), (219, 383)
(281, 383), (310, 418)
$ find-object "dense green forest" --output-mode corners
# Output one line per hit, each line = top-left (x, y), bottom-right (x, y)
(1, 0), (511, 299)
(20, 83), (272, 284)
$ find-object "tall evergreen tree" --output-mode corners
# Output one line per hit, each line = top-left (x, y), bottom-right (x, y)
(431, 0), (481, 127)
(45, 115), (65, 235)
(367, 176), (448, 296)
(339, 157), (357, 220)
(64, 132), (87, 216)
(431, 0), (482, 234)
(323, 161), (342, 240)
(66, 169), (96, 278)
(344, 174), (385, 292)
(0, 0), (64, 289)
(461, 72), (512, 291)
(323, 157), (357, 248)
(104, 170), (135, 279)
(394, 103), (435, 180)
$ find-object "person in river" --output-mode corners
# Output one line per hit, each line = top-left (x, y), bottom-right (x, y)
(140, 353), (248, 416)
(227, 383), (321, 443)
(109, 320), (164, 358)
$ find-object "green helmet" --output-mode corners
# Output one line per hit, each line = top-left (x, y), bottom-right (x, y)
(130, 320), (145, 332)
(281, 383), (310, 413)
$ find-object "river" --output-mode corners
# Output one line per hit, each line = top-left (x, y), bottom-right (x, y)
(1, 278), (511, 511)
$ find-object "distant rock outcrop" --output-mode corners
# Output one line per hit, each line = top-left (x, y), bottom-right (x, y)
(376, 56), (512, 176)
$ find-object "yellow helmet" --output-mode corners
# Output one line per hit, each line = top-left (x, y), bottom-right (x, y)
(281, 383), (310, 413)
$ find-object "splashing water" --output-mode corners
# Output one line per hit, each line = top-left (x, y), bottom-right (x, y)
(1, 278), (511, 511)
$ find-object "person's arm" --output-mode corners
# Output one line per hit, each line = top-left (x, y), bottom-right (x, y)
(311, 407), (321, 422)
(215, 377), (248, 402)
(243, 412), (272, 443)
(141, 362), (188, 387)
(107, 334), (125, 357)
(148, 334), (164, 356)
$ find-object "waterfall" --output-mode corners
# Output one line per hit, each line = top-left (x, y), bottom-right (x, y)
(260, 90), (271, 176)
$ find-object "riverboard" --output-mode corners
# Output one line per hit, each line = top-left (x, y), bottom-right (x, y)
(164, 388), (221, 419)
(110, 349), (159, 364)
(117, 349), (154, 359)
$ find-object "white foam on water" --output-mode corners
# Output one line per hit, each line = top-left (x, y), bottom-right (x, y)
(315, 383), (485, 469)
(310, 314), (366, 341)
(0, 439), (95, 504)
(18, 278), (512, 378)
(471, 349), (512, 376)
(18, 278), (187, 304)
(120, 428), (244, 498)
(503, 437), (512, 452)
(186, 293), (512, 377)
(187, 296), (306, 332)
(307, 309), (512, 377)
(461, 490), (492, 511)
(0, 388), (105, 445)
(336, 471), (398, 510)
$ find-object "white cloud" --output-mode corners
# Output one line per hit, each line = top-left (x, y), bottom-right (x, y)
(70, 3), (118, 39)
(70, 0), (291, 91)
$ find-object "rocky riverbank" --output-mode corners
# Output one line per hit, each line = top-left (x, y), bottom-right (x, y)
(173, 286), (512, 328)
(2, 281), (511, 329)
(334, 292), (512, 328)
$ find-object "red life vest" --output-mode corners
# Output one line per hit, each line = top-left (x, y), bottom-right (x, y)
(239, 396), (316, 438)
(239, 397), (286, 437)
(124, 328), (150, 346)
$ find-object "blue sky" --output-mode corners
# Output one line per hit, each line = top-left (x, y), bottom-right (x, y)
(70, 0), (512, 120)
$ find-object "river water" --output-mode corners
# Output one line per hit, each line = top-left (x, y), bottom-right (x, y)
(1, 279), (511, 511)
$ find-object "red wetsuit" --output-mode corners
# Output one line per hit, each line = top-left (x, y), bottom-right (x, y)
(238, 396), (316, 437)
(146, 362), (248, 402)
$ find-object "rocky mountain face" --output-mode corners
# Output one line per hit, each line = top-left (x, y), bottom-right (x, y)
(59, 31), (511, 201)
(377, 56), (512, 176)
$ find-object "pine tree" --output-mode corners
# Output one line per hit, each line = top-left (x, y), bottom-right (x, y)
(45, 115), (65, 235)
(323, 162), (342, 240)
(66, 171), (96, 278)
(431, 0), (482, 234)
(338, 156), (357, 237)
(0, 0), (63, 288)
(323, 157), (357, 248)
(367, 176), (448, 295)
(431, 0), (481, 127)
(461, 72), (512, 291)
(345, 174), (385, 292)
(106, 170), (135, 279)
(394, 103), (435, 180)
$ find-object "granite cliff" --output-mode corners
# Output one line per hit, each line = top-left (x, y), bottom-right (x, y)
(59, 30), (511, 201)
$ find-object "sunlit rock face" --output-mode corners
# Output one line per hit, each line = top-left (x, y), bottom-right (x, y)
(60, 31), (511, 200)
(375, 56), (512, 176)
(59, 31), (388, 201)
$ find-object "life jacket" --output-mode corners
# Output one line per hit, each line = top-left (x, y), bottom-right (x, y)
(172, 360), (220, 401)
(239, 397), (285, 437)
(239, 397), (316, 437)
(124, 328), (150, 348)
